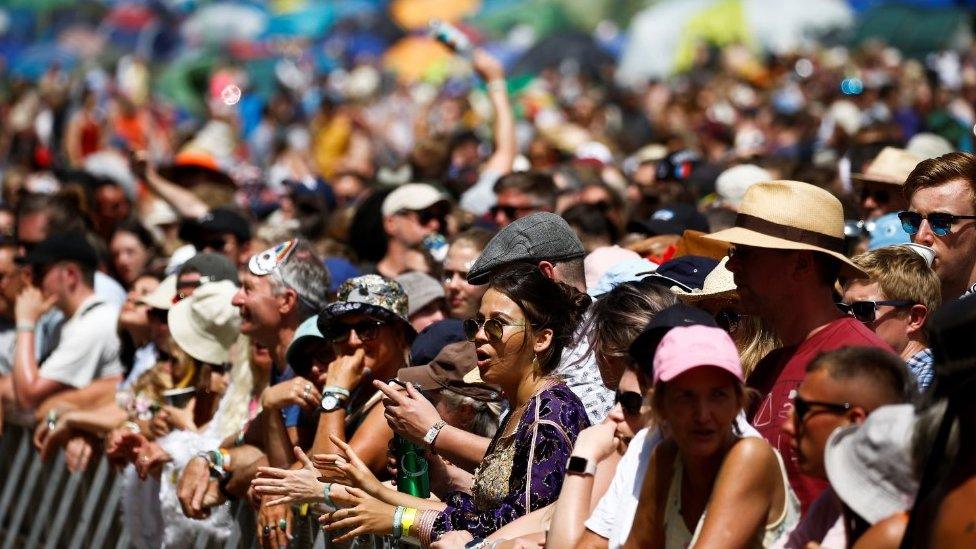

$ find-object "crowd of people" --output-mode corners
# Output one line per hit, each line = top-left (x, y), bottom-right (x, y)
(0, 28), (975, 549)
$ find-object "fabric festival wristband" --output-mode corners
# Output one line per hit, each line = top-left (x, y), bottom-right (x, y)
(16, 324), (35, 333)
(400, 507), (417, 537)
(392, 506), (405, 538)
(322, 482), (334, 507)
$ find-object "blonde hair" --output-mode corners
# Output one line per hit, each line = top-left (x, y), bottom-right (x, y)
(850, 246), (942, 317)
(736, 316), (781, 379)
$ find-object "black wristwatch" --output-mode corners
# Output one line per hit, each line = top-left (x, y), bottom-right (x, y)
(566, 455), (597, 476)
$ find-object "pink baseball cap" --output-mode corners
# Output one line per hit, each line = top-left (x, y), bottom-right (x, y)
(652, 325), (743, 384)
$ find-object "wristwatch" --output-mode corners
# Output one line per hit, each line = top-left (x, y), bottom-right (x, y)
(423, 420), (447, 448)
(320, 387), (351, 413)
(566, 455), (597, 476)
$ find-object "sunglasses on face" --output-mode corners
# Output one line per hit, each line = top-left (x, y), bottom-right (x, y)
(898, 211), (976, 237)
(791, 392), (852, 428)
(836, 300), (914, 323)
(327, 319), (385, 343)
(463, 317), (526, 342)
(489, 204), (538, 220)
(615, 390), (643, 416)
(715, 309), (741, 334)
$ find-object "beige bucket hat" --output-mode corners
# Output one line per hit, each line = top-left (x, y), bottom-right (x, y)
(704, 180), (868, 278)
(168, 280), (241, 365)
(851, 147), (923, 186)
(138, 275), (177, 310)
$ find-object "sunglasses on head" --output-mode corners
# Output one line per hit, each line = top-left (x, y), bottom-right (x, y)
(836, 300), (914, 323)
(791, 391), (852, 428)
(898, 211), (976, 237)
(615, 390), (643, 416)
(327, 319), (385, 343)
(463, 317), (526, 342)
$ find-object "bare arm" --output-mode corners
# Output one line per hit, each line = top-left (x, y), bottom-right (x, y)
(61, 403), (128, 435)
(35, 376), (121, 419)
(429, 424), (491, 471)
(693, 438), (782, 548)
(133, 152), (209, 220)
(13, 330), (70, 411)
(473, 49), (516, 175)
(487, 506), (554, 542)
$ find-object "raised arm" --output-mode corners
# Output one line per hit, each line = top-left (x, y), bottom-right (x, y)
(131, 151), (210, 220)
(473, 49), (516, 176)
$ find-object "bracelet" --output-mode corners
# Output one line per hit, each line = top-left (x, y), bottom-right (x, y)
(400, 507), (417, 537)
(423, 420), (447, 449)
(16, 324), (35, 333)
(487, 79), (506, 93)
(322, 482), (334, 507)
(322, 386), (351, 398)
(392, 506), (406, 538)
(464, 539), (486, 549)
(46, 410), (59, 430)
(219, 448), (231, 469)
(122, 421), (141, 434)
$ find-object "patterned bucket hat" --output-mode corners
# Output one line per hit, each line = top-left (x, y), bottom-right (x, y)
(317, 275), (416, 341)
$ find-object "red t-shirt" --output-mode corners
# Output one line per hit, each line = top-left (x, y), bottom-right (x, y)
(747, 316), (892, 512)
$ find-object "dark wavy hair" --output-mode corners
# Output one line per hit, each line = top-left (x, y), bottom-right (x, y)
(488, 263), (591, 374)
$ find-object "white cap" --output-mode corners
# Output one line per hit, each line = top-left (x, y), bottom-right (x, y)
(381, 183), (449, 217)
(906, 132), (954, 159)
(715, 164), (772, 208)
(168, 280), (241, 365)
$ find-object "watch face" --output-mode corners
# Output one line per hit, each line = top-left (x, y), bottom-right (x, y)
(567, 455), (588, 474)
(321, 395), (341, 411)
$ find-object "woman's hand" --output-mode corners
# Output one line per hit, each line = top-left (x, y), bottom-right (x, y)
(64, 435), (95, 473)
(257, 495), (292, 549)
(472, 48), (505, 83)
(374, 380), (442, 446)
(431, 530), (475, 548)
(177, 456), (214, 519)
(252, 446), (324, 507)
(160, 405), (195, 431)
(148, 411), (172, 439)
(572, 420), (622, 463)
(326, 348), (366, 391)
(312, 435), (383, 497)
(105, 428), (144, 468)
(135, 440), (172, 480)
(261, 377), (321, 411)
(319, 486), (396, 543)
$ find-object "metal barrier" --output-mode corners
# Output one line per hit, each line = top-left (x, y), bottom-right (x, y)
(0, 422), (319, 549)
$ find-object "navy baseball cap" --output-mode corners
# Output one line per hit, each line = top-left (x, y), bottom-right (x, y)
(629, 302), (718, 372)
(410, 319), (467, 367)
(642, 255), (719, 293)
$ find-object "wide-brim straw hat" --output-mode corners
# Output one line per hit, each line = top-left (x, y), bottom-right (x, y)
(704, 180), (868, 279)
(672, 256), (738, 305)
(851, 147), (923, 186)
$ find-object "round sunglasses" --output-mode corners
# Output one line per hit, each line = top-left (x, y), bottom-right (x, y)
(615, 390), (643, 417)
(463, 317), (526, 342)
(898, 211), (976, 237)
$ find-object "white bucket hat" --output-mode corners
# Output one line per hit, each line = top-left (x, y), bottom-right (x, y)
(168, 280), (241, 365)
(824, 403), (918, 524)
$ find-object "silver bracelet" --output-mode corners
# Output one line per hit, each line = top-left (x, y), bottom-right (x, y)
(392, 505), (405, 538)
(423, 420), (447, 448)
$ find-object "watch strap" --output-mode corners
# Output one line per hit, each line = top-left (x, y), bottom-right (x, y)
(423, 420), (447, 448)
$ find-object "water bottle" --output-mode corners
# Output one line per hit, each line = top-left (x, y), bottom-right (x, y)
(395, 433), (430, 498)
(429, 20), (473, 58)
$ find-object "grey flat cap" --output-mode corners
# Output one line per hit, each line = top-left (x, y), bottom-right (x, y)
(396, 271), (446, 316)
(467, 212), (586, 285)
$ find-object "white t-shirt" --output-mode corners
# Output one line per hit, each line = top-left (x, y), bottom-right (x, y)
(585, 414), (760, 548)
(40, 295), (123, 388)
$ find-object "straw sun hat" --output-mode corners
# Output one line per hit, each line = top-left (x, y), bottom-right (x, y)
(851, 147), (923, 186)
(704, 180), (868, 278)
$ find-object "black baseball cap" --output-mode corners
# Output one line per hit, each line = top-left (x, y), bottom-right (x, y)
(629, 302), (718, 372)
(178, 207), (252, 249)
(626, 203), (710, 237)
(410, 319), (467, 367)
(20, 232), (98, 270)
(642, 255), (718, 293)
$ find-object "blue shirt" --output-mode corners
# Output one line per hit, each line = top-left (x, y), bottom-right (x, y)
(906, 348), (935, 392)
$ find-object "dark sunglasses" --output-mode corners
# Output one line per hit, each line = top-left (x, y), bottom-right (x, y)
(836, 300), (914, 323)
(715, 309), (741, 334)
(489, 204), (537, 220)
(615, 390), (643, 416)
(898, 211), (976, 237)
(463, 317), (525, 342)
(792, 393), (852, 427)
(148, 308), (168, 323)
(416, 207), (447, 227)
(860, 186), (891, 205)
(327, 319), (385, 343)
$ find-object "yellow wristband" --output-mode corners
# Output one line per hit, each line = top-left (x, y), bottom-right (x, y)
(400, 507), (418, 536)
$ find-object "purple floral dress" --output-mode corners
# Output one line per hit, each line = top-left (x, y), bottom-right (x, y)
(416, 384), (590, 546)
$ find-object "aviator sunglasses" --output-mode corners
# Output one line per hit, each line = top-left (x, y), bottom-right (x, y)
(463, 317), (526, 342)
(898, 211), (976, 237)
